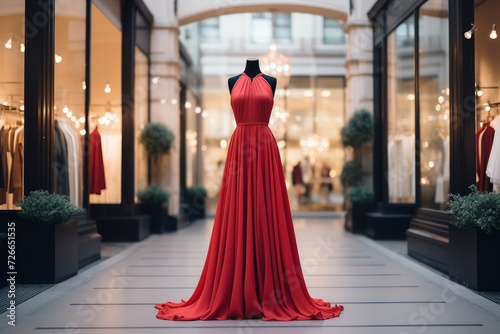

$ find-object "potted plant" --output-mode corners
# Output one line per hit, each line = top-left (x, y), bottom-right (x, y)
(17, 190), (85, 283)
(139, 123), (175, 185)
(138, 185), (172, 233)
(184, 185), (208, 222)
(447, 185), (500, 291)
(340, 110), (374, 233)
(345, 186), (374, 234)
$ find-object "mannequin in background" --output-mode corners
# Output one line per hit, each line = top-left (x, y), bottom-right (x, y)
(228, 58), (277, 96)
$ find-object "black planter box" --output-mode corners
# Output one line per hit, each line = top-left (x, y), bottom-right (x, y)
(142, 203), (178, 233)
(449, 225), (500, 291)
(95, 215), (150, 242)
(345, 200), (372, 234)
(17, 220), (78, 283)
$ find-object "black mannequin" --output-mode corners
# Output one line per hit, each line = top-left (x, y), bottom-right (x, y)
(228, 58), (277, 96)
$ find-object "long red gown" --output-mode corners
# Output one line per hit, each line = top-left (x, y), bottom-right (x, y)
(154, 72), (344, 321)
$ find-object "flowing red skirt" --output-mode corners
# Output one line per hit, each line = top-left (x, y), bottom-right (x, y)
(155, 124), (344, 320)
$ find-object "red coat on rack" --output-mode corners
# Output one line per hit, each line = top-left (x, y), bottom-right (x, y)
(90, 126), (106, 194)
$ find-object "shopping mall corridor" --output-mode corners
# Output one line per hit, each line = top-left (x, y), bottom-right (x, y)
(2, 217), (500, 334)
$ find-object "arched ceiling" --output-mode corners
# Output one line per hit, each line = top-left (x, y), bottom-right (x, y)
(177, 0), (349, 25)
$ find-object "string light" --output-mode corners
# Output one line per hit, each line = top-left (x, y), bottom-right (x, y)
(104, 81), (111, 93)
(55, 54), (62, 63)
(4, 37), (12, 49)
(82, 81), (86, 90)
(490, 24), (497, 39)
(20, 43), (25, 52)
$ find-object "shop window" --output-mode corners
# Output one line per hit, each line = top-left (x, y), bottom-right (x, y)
(134, 47), (148, 202)
(475, 0), (500, 193)
(54, 0), (86, 207)
(418, 1), (449, 210)
(323, 18), (345, 45)
(199, 17), (220, 44)
(0, 1), (25, 210)
(386, 15), (415, 204)
(89, 3), (122, 204)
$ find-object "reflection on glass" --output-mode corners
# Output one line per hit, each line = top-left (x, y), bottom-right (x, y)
(54, 0), (86, 206)
(419, 1), (449, 210)
(135, 47), (148, 202)
(386, 15), (415, 204)
(89, 3), (122, 204)
(0, 1), (25, 210)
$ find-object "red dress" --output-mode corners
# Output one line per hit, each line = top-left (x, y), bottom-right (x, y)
(154, 72), (344, 321)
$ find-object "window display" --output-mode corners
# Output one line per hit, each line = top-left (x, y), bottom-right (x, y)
(418, 0), (450, 210)
(386, 15), (415, 204)
(54, 0), (86, 206)
(89, 3), (122, 204)
(0, 1), (24, 210)
(475, 0), (500, 193)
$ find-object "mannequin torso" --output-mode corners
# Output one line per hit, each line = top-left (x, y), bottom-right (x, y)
(228, 58), (277, 96)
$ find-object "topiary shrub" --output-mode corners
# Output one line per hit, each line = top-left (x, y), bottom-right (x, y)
(137, 185), (171, 205)
(347, 186), (374, 204)
(341, 109), (374, 148)
(340, 161), (362, 188)
(448, 184), (500, 233)
(139, 123), (175, 155)
(185, 185), (208, 205)
(19, 190), (85, 225)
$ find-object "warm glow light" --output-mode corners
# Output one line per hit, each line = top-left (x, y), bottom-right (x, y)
(428, 161), (435, 168)
(438, 96), (444, 104)
(3, 101), (7, 106)
(82, 81), (86, 90)
(303, 90), (313, 97)
(195, 106), (201, 114)
(80, 129), (86, 135)
(152, 76), (159, 84)
(443, 114), (448, 120)
(55, 54), (63, 63)
(67, 112), (73, 118)
(421, 177), (429, 185)
(491, 24), (497, 39)
(220, 139), (228, 149)
(160, 99), (166, 104)
(63, 106), (69, 113)
(5, 38), (12, 49)
(407, 94), (415, 101)
(423, 141), (429, 148)
(477, 90), (483, 97)
(20, 43), (25, 52)
(329, 170), (336, 178)
(171, 98), (177, 105)
(20, 105), (24, 111)
(321, 90), (331, 97)
(104, 81), (111, 93)
(486, 105), (491, 111)
(79, 117), (85, 123)
(185, 101), (192, 109)
(71, 116), (76, 121)
(464, 31), (472, 39)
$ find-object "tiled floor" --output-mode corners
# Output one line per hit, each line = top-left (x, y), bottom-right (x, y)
(2, 217), (500, 333)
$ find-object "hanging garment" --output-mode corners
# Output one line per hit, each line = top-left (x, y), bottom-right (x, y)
(11, 127), (24, 204)
(0, 128), (10, 205)
(0, 127), (6, 200)
(54, 121), (70, 196)
(292, 162), (303, 185)
(154, 72), (344, 321)
(59, 119), (79, 205)
(476, 122), (494, 192)
(486, 117), (500, 186)
(89, 126), (106, 195)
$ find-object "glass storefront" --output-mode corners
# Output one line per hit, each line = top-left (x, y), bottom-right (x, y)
(89, 3), (122, 204)
(418, 1), (449, 210)
(475, 0), (500, 194)
(386, 15), (415, 204)
(54, 0), (86, 207)
(0, 1), (25, 210)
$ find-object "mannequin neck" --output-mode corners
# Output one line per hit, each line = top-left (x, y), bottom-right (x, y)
(244, 58), (261, 78)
